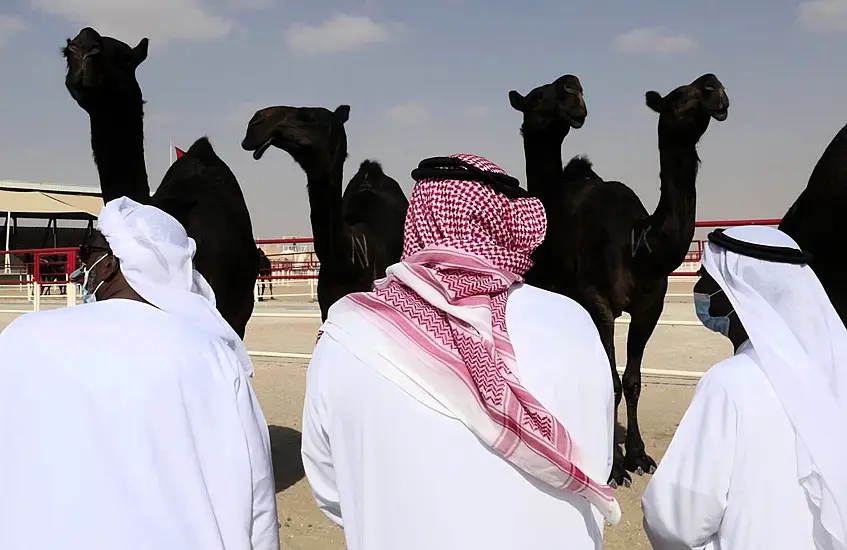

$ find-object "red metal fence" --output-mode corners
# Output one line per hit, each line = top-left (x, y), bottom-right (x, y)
(674, 218), (782, 276)
(0, 217), (782, 301)
(254, 218), (784, 281)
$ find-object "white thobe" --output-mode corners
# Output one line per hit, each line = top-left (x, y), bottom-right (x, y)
(301, 283), (614, 550)
(0, 299), (280, 550)
(642, 341), (820, 549)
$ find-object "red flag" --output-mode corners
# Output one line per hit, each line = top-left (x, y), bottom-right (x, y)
(175, 146), (186, 159)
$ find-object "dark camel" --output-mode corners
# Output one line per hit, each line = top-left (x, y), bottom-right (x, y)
(779, 122), (847, 327)
(62, 27), (259, 338)
(241, 104), (409, 321)
(511, 73), (730, 487)
(257, 247), (273, 301)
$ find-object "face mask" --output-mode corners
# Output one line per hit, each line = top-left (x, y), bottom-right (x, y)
(78, 254), (107, 304)
(694, 289), (735, 337)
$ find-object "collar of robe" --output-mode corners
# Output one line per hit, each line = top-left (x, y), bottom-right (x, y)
(707, 228), (813, 265)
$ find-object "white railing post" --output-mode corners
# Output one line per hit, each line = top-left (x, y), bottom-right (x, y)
(33, 283), (41, 311)
(66, 281), (76, 307)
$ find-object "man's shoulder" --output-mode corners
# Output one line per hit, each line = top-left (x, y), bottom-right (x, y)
(1, 303), (96, 337)
(698, 349), (761, 398)
(507, 284), (597, 334)
(4, 301), (222, 350)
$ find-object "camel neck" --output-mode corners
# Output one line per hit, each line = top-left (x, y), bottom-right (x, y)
(305, 151), (346, 263)
(521, 128), (567, 199)
(89, 105), (150, 205)
(642, 140), (700, 274)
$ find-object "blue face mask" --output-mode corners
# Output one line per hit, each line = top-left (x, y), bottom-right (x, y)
(71, 254), (107, 304)
(694, 289), (734, 337)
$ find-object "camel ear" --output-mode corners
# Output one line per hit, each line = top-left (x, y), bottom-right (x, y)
(508, 90), (526, 112)
(334, 105), (350, 123)
(132, 37), (149, 67)
(645, 91), (664, 113)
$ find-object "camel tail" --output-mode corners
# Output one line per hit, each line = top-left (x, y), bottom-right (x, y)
(358, 160), (385, 177)
(563, 155), (601, 183)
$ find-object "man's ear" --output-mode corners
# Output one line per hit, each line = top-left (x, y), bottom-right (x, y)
(100, 254), (121, 281)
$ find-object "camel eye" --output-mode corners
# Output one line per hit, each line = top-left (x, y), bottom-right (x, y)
(704, 85), (716, 92)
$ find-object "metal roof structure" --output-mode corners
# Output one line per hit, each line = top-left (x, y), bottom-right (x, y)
(0, 180), (103, 219)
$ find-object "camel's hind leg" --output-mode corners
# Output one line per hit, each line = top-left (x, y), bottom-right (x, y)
(622, 279), (666, 477)
(581, 288), (628, 488)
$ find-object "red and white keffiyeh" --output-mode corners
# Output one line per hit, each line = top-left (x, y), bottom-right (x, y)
(320, 153), (620, 523)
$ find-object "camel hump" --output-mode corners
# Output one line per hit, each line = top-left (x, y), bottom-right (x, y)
(563, 155), (601, 183)
(358, 159), (385, 177)
(185, 136), (221, 164)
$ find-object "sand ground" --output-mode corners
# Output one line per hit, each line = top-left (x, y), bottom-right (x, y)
(3, 278), (731, 549)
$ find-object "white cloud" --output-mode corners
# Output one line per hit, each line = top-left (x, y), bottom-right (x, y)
(285, 13), (401, 56)
(797, 0), (847, 31)
(30, 0), (231, 45)
(0, 15), (25, 46)
(385, 102), (429, 125)
(614, 27), (696, 55)
(464, 105), (489, 117)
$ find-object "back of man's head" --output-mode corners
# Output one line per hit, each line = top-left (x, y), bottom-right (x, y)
(98, 198), (197, 294)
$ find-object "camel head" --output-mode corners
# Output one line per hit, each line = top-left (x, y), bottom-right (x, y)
(62, 27), (148, 112)
(645, 73), (729, 143)
(508, 74), (587, 136)
(242, 104), (350, 171)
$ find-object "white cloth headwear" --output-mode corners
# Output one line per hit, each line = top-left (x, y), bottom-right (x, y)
(702, 225), (847, 550)
(97, 197), (254, 377)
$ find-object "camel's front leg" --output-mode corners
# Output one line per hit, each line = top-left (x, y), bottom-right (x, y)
(622, 282), (666, 476)
(582, 289), (627, 488)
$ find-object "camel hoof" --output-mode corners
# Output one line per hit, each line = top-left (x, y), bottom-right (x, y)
(608, 463), (632, 489)
(624, 449), (657, 477)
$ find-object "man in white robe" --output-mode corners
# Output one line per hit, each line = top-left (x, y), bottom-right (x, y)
(301, 154), (620, 550)
(641, 225), (847, 550)
(0, 197), (280, 550)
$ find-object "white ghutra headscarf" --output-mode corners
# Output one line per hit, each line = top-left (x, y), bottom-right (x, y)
(702, 225), (847, 550)
(97, 196), (254, 377)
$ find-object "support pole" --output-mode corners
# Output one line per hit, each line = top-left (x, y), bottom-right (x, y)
(4, 211), (10, 274)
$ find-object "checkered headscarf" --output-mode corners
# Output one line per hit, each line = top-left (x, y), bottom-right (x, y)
(400, 154), (545, 273)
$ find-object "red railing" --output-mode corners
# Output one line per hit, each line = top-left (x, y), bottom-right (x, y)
(0, 219), (782, 288)
(254, 218), (784, 281)
(0, 247), (78, 286)
(673, 218), (782, 276)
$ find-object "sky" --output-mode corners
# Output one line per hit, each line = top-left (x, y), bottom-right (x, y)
(1, 0), (846, 238)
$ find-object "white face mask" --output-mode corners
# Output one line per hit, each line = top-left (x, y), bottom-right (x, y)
(81, 254), (107, 304)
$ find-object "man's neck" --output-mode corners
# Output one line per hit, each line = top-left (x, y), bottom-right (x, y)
(98, 284), (148, 304)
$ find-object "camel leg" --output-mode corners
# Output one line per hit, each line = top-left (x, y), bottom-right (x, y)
(269, 281), (274, 299)
(582, 289), (628, 488)
(621, 281), (666, 476)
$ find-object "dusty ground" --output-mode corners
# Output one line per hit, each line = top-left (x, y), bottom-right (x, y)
(2, 279), (733, 548)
